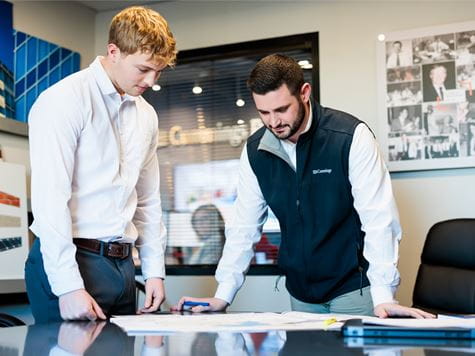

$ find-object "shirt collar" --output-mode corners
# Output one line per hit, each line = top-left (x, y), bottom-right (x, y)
(89, 56), (136, 102)
(303, 101), (313, 134)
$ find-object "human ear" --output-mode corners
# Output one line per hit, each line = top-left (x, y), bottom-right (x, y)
(106, 43), (121, 63)
(300, 83), (312, 103)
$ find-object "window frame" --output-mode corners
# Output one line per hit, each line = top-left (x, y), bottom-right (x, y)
(156, 32), (320, 276)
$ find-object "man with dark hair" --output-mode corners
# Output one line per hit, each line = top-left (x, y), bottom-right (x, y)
(248, 54), (304, 96)
(176, 54), (433, 318)
(390, 107), (414, 132)
(423, 64), (454, 102)
(387, 40), (412, 68)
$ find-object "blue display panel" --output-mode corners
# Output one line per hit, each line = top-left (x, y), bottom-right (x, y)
(13, 31), (80, 122)
(0, 1), (15, 119)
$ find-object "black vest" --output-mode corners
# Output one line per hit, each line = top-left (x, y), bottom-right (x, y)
(247, 102), (370, 303)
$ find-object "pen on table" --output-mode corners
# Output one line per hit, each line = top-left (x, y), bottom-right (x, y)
(182, 301), (210, 310)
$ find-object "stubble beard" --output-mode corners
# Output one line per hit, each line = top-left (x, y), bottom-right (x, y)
(269, 99), (306, 140)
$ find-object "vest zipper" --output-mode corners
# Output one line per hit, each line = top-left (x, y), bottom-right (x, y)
(357, 242), (364, 296)
(359, 266), (363, 296)
(274, 275), (283, 292)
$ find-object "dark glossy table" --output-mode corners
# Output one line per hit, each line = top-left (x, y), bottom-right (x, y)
(0, 319), (474, 355)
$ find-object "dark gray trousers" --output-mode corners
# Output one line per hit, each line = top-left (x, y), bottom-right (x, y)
(25, 238), (136, 324)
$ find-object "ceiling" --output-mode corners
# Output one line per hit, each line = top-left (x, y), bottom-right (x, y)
(74, 1), (166, 12)
(45, 0), (466, 13)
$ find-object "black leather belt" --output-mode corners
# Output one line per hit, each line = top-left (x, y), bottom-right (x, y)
(73, 238), (131, 259)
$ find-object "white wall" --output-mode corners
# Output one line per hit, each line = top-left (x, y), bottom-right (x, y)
(13, 0), (96, 67)
(96, 1), (475, 310)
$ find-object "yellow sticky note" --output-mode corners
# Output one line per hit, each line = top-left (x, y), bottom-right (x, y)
(323, 317), (337, 326)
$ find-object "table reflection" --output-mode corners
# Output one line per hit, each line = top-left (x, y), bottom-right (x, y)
(0, 320), (473, 355)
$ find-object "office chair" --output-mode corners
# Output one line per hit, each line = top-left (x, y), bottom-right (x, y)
(0, 313), (25, 327)
(412, 218), (475, 314)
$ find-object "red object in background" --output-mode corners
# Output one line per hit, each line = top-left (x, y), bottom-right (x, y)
(255, 233), (279, 262)
(172, 247), (185, 264)
(0, 191), (20, 207)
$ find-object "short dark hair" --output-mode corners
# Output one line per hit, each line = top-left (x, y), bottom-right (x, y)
(191, 204), (225, 238)
(247, 54), (304, 96)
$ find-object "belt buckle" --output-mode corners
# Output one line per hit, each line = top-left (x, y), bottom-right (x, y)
(121, 244), (130, 259)
(107, 243), (129, 259)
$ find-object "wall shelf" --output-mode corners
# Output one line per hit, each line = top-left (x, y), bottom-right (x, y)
(0, 118), (28, 137)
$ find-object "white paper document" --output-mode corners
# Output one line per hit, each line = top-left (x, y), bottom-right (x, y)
(111, 312), (475, 335)
(111, 312), (353, 334)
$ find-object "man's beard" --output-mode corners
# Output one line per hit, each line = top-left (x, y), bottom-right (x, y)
(268, 99), (306, 140)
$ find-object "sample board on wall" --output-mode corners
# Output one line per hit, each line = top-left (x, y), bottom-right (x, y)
(0, 161), (28, 279)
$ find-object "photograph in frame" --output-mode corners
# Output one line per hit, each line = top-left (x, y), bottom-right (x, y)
(377, 21), (475, 172)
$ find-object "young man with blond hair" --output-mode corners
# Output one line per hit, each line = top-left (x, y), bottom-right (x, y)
(25, 6), (176, 323)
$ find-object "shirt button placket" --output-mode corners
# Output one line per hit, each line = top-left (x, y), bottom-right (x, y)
(117, 99), (128, 208)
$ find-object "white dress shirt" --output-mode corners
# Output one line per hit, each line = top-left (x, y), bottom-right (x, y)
(386, 52), (412, 68)
(429, 40), (450, 53)
(215, 105), (401, 307)
(29, 57), (166, 296)
(432, 84), (447, 101)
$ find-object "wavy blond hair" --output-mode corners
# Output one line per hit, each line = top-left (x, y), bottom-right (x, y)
(109, 6), (177, 66)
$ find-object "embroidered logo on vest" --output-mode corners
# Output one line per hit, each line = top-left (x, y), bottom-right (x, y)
(312, 169), (332, 174)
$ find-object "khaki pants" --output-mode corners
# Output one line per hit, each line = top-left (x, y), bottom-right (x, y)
(290, 286), (374, 316)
